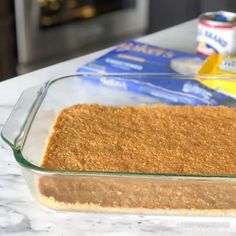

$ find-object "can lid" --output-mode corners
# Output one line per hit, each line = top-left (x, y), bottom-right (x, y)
(199, 11), (236, 26)
(213, 13), (228, 22)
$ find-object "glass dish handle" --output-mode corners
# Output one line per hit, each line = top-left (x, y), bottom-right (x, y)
(1, 85), (46, 149)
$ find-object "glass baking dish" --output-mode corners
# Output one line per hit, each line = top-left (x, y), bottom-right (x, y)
(2, 73), (236, 215)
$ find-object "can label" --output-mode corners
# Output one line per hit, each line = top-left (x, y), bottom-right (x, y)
(197, 12), (236, 56)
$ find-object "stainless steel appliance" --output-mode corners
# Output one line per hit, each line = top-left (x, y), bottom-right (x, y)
(15, 0), (149, 73)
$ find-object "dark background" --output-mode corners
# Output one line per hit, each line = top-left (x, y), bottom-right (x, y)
(148, 0), (236, 33)
(0, 1), (16, 81)
(0, 0), (236, 81)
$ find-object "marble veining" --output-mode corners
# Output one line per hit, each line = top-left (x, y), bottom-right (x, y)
(1, 24), (236, 234)
(1, 85), (236, 236)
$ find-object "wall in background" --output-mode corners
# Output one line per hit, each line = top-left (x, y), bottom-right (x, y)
(148, 0), (199, 33)
(148, 0), (236, 34)
(201, 0), (236, 12)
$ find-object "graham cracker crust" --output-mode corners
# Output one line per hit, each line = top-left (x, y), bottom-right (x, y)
(38, 104), (236, 212)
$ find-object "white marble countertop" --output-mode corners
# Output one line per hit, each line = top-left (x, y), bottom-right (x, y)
(1, 19), (236, 236)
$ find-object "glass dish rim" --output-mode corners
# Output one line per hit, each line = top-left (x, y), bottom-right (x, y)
(2, 73), (236, 180)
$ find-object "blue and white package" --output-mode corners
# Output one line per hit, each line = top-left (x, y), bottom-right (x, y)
(77, 40), (230, 105)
